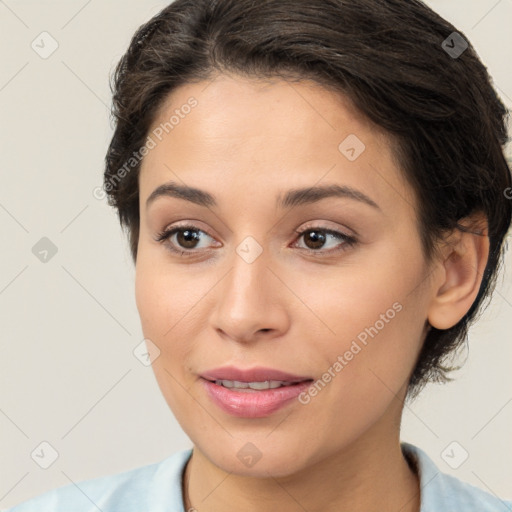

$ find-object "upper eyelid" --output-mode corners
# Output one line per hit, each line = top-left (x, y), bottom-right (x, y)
(165, 223), (216, 240)
(164, 218), (355, 236)
(161, 221), (353, 240)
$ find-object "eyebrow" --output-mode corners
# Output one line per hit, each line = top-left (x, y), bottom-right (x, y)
(145, 181), (381, 211)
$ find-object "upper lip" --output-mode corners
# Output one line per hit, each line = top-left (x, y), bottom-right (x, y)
(200, 366), (313, 383)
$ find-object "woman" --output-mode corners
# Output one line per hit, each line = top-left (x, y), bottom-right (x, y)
(6, 0), (512, 510)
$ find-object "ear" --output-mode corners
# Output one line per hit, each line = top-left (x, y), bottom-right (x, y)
(427, 212), (490, 330)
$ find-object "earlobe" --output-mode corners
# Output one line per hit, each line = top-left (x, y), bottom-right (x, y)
(427, 213), (490, 330)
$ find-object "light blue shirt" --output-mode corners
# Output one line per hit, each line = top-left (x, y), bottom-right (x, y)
(4, 442), (511, 511)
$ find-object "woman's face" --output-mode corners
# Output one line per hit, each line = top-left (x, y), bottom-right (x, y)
(135, 74), (437, 476)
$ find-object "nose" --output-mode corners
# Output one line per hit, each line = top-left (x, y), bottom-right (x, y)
(210, 242), (290, 344)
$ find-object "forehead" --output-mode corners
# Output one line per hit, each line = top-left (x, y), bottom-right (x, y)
(138, 74), (415, 214)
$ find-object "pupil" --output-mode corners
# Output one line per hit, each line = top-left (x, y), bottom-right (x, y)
(306, 230), (325, 249)
(178, 229), (199, 248)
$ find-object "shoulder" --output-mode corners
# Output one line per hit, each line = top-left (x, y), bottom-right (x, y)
(3, 448), (193, 512)
(401, 442), (512, 512)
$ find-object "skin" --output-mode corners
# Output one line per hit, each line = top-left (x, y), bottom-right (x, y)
(135, 73), (489, 512)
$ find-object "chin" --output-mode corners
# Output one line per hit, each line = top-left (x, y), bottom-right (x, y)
(191, 433), (317, 479)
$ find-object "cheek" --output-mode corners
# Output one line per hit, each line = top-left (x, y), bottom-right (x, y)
(135, 263), (184, 380)
(134, 261), (209, 380)
(294, 276), (426, 446)
(135, 264), (199, 418)
(134, 257), (199, 336)
(299, 241), (428, 394)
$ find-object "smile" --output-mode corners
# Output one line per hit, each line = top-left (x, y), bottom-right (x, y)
(201, 378), (313, 417)
(213, 379), (297, 390)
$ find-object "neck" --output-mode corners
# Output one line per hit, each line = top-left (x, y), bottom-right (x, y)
(182, 422), (420, 512)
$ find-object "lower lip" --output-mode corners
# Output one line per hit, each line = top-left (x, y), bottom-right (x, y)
(201, 378), (313, 418)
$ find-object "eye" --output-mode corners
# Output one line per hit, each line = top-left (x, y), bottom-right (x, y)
(292, 227), (357, 256)
(154, 224), (358, 258)
(154, 224), (218, 256)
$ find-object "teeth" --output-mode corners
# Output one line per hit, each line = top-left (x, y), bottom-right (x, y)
(215, 380), (292, 390)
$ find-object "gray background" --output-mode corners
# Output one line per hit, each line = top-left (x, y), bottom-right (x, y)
(0, 0), (511, 508)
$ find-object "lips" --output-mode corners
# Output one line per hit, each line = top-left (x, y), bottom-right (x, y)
(201, 379), (314, 417)
(200, 365), (312, 384)
(199, 366), (314, 417)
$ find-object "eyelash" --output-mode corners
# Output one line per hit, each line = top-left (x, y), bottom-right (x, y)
(154, 224), (358, 258)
